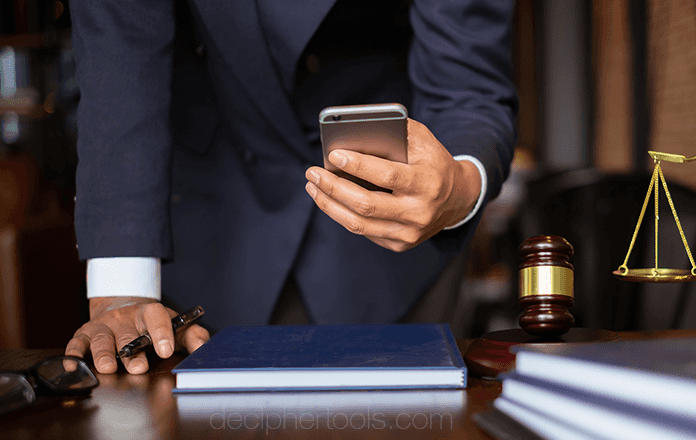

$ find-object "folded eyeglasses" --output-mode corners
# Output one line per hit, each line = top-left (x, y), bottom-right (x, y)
(0, 356), (99, 415)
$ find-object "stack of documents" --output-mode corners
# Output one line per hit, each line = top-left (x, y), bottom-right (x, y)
(483, 338), (696, 440)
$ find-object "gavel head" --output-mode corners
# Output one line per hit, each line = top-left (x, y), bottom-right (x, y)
(518, 235), (575, 337)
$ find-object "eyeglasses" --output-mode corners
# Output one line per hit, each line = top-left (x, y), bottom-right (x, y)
(0, 356), (99, 415)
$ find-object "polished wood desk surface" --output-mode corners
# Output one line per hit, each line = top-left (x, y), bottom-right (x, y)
(1, 329), (694, 440)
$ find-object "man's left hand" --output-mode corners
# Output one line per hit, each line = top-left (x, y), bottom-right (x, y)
(305, 119), (481, 252)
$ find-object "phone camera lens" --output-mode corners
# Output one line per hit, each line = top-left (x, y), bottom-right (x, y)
(332, 115), (341, 121)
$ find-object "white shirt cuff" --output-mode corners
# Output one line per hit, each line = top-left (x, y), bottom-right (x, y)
(87, 257), (161, 300)
(443, 155), (487, 230)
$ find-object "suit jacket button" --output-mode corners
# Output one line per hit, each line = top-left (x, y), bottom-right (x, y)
(242, 150), (257, 165)
(305, 53), (320, 74)
(196, 43), (206, 58)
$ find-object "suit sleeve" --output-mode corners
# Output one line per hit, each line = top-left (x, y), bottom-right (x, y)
(409, 0), (518, 252)
(71, 0), (175, 260)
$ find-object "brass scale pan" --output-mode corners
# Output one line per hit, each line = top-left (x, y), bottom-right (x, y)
(613, 268), (696, 283)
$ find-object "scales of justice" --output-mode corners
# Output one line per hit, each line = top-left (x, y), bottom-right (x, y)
(464, 151), (696, 378)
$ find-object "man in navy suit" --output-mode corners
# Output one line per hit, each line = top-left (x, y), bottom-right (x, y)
(65, 0), (517, 374)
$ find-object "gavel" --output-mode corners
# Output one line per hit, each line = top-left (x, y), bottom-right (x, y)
(463, 235), (617, 378)
(518, 235), (575, 337)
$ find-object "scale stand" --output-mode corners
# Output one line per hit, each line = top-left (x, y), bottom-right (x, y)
(613, 151), (696, 283)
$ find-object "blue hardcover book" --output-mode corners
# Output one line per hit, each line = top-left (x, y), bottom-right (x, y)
(172, 324), (466, 392)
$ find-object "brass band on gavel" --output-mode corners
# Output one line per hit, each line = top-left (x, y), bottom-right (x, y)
(519, 266), (574, 298)
(517, 235), (576, 337)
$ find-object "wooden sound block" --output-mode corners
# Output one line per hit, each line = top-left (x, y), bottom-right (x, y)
(464, 328), (619, 379)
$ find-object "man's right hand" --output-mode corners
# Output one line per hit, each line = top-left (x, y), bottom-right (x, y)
(65, 297), (210, 374)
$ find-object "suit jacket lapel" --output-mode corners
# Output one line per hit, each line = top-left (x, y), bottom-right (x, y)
(193, 0), (335, 162)
(256, 0), (337, 92)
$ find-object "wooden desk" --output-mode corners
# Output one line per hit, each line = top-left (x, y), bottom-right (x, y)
(1, 329), (694, 440)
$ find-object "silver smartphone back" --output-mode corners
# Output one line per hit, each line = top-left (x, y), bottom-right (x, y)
(319, 103), (408, 189)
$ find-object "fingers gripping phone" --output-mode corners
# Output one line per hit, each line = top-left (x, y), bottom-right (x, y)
(319, 103), (408, 191)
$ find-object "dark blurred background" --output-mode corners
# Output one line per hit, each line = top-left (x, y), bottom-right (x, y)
(1, 0), (695, 349)
(1, 0), (85, 350)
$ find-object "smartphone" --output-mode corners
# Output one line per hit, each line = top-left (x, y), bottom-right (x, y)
(319, 103), (408, 190)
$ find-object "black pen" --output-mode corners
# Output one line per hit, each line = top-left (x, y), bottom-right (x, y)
(117, 306), (205, 358)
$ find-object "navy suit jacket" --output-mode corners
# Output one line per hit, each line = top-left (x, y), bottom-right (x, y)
(70, 0), (517, 332)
